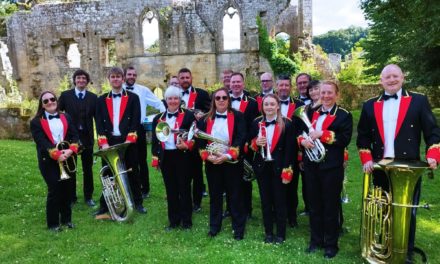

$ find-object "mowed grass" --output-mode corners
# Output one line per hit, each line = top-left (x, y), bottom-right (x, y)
(1, 110), (439, 264)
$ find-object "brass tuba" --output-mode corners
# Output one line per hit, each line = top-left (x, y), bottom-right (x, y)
(94, 142), (134, 222)
(360, 159), (429, 264)
(294, 105), (326, 162)
(56, 141), (76, 181)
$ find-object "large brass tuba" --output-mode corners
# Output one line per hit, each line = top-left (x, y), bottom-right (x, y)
(94, 142), (134, 222)
(294, 105), (326, 162)
(360, 159), (429, 264)
(56, 141), (77, 181)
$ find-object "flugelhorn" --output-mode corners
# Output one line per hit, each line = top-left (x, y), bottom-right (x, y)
(294, 105), (326, 162)
(56, 141), (76, 181)
(94, 143), (134, 222)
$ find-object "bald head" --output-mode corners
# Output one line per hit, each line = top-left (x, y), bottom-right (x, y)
(260, 72), (274, 93)
(380, 64), (404, 95)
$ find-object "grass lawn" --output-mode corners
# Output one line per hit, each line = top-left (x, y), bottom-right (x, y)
(0, 110), (439, 263)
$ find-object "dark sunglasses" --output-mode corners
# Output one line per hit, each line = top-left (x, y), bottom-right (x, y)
(42, 97), (56, 104)
(215, 95), (228, 101)
(261, 80), (272, 83)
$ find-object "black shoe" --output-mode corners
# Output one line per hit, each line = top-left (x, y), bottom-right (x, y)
(264, 235), (274, 243)
(193, 205), (201, 213)
(63, 222), (75, 229)
(202, 191), (208, 197)
(324, 248), (338, 259)
(222, 210), (231, 219)
(93, 207), (109, 216)
(305, 244), (320, 254)
(233, 232), (244, 241)
(299, 210), (309, 216)
(135, 205), (147, 214)
(85, 199), (96, 207)
(165, 224), (179, 231)
(142, 192), (150, 199)
(273, 236), (285, 244)
(208, 230), (218, 237)
(288, 220), (298, 228)
(48, 226), (62, 232)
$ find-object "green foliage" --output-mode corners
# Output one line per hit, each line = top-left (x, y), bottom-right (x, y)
(360, 0), (440, 87)
(313, 26), (368, 57)
(293, 52), (322, 81)
(100, 79), (112, 94)
(337, 46), (378, 85)
(0, 1), (19, 36)
(57, 74), (71, 93)
(145, 39), (160, 54)
(257, 16), (298, 76)
(1, 112), (440, 263)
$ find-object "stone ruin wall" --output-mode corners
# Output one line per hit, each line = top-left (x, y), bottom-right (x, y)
(6, 0), (313, 99)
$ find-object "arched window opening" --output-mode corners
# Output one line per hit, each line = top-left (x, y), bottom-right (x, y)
(67, 43), (81, 68)
(275, 32), (291, 57)
(223, 7), (240, 50)
(142, 11), (160, 54)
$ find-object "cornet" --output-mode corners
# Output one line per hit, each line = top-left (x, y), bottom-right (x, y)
(56, 141), (77, 181)
(258, 122), (273, 162)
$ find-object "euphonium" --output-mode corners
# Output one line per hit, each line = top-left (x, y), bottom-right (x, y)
(94, 142), (134, 222)
(360, 159), (429, 264)
(294, 105), (326, 162)
(56, 141), (76, 181)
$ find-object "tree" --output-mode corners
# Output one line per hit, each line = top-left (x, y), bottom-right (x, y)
(360, 0), (440, 87)
(313, 26), (368, 56)
(337, 45), (378, 85)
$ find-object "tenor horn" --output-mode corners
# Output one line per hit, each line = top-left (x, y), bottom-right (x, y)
(360, 159), (429, 264)
(294, 105), (326, 162)
(155, 122), (188, 142)
(94, 143), (134, 222)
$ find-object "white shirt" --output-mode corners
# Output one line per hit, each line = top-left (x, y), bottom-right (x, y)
(45, 111), (64, 143)
(74, 87), (86, 99)
(212, 111), (229, 144)
(231, 93), (244, 111)
(164, 111), (177, 150)
(112, 92), (122, 136)
(383, 89), (402, 158)
(123, 83), (166, 124)
(280, 98), (290, 117)
(300, 96), (311, 105)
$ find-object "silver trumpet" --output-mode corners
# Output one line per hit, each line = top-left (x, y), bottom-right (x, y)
(294, 105), (326, 162)
(258, 122), (273, 162)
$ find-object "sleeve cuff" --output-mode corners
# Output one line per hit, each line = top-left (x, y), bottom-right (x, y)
(126, 132), (138, 143)
(244, 142), (249, 154)
(250, 138), (258, 152)
(227, 147), (239, 160)
(344, 148), (349, 161)
(151, 156), (159, 168)
(183, 140), (195, 151)
(49, 148), (62, 160)
(358, 148), (373, 165)
(426, 143), (440, 163)
(320, 130), (335, 144)
(281, 166), (293, 184)
(69, 143), (79, 154)
(199, 149), (209, 161)
(297, 135), (306, 147)
(98, 135), (108, 147)
(297, 151), (303, 161)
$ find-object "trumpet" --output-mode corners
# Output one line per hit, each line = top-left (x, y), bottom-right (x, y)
(155, 122), (189, 143)
(258, 122), (273, 162)
(56, 141), (76, 181)
(294, 105), (326, 162)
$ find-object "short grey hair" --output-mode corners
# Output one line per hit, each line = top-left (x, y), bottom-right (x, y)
(164, 85), (182, 99)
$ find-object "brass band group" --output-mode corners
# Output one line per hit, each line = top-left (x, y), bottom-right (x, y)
(30, 63), (440, 262)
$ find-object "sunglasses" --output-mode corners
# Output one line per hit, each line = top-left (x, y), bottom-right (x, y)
(215, 95), (228, 101)
(261, 80), (272, 83)
(42, 97), (56, 104)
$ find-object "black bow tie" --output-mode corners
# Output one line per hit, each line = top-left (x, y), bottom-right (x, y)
(265, 120), (276, 126)
(215, 114), (227, 119)
(48, 114), (60, 120)
(382, 93), (398, 101)
(167, 112), (178, 118)
(280, 100), (289, 105)
(182, 90), (190, 95)
(231, 97), (241, 102)
(319, 110), (329, 116)
(126, 86), (134, 90)
(112, 93), (121, 98)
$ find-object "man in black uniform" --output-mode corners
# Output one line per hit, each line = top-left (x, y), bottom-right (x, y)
(58, 69), (97, 207)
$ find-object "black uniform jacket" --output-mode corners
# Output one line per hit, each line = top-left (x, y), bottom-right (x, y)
(299, 104), (353, 170)
(58, 89), (97, 144)
(357, 89), (440, 161)
(249, 116), (295, 177)
(95, 90), (140, 144)
(151, 108), (196, 168)
(30, 113), (79, 162)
